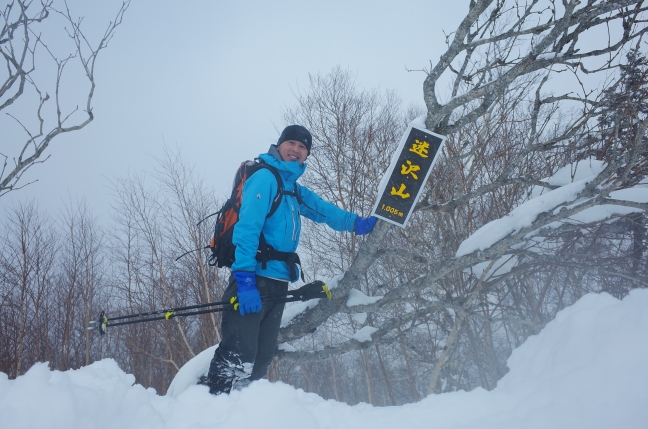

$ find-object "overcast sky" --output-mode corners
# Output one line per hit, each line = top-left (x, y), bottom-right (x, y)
(2, 0), (467, 222)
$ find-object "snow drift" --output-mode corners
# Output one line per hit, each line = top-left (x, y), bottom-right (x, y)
(1, 289), (647, 429)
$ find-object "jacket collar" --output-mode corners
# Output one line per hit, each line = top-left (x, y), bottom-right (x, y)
(259, 145), (306, 183)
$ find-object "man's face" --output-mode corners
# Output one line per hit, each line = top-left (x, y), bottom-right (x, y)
(277, 140), (308, 164)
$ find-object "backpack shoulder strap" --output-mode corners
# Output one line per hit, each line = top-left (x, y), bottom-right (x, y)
(254, 158), (284, 218)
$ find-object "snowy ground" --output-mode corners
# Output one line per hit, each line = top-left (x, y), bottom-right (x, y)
(2, 289), (647, 429)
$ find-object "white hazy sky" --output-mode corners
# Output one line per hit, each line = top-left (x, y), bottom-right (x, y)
(2, 0), (467, 222)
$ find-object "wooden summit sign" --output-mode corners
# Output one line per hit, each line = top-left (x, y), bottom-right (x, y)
(372, 125), (446, 227)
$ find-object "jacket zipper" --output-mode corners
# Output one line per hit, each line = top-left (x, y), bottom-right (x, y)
(291, 203), (297, 241)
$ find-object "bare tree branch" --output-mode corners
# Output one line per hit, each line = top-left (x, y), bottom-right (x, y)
(0, 0), (130, 196)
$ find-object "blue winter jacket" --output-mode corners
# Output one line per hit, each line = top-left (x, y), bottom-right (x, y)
(231, 147), (358, 281)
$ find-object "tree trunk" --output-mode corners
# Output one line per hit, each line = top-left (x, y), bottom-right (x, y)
(375, 344), (395, 405)
(362, 350), (376, 405)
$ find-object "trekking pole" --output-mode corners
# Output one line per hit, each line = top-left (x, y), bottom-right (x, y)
(261, 280), (332, 303)
(88, 280), (331, 335)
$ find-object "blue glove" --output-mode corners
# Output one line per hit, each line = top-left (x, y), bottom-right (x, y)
(233, 271), (261, 316)
(354, 216), (378, 236)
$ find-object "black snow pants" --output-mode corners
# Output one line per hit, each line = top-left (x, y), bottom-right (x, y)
(206, 274), (288, 395)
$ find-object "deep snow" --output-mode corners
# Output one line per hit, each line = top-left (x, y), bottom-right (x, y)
(1, 289), (647, 429)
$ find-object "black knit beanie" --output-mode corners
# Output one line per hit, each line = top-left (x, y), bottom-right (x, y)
(277, 125), (312, 155)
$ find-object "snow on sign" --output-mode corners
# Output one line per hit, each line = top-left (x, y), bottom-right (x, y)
(372, 125), (445, 227)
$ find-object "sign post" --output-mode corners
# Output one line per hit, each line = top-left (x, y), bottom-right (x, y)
(371, 125), (446, 227)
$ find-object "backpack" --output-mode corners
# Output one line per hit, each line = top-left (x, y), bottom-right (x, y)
(207, 159), (305, 281)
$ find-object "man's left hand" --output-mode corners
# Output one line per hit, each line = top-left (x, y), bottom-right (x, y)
(354, 216), (378, 236)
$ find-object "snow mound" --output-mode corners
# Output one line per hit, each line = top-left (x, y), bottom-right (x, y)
(166, 345), (217, 397)
(1, 289), (647, 429)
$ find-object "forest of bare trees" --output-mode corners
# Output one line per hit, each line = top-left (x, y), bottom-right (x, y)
(2, 0), (647, 406)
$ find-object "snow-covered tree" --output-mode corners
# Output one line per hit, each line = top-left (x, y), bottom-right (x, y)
(277, 0), (648, 400)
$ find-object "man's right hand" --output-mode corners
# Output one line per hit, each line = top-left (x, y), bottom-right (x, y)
(233, 271), (262, 316)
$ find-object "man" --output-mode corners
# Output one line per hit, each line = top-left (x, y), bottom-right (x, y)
(203, 125), (377, 395)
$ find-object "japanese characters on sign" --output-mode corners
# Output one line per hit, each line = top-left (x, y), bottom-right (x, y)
(372, 126), (445, 227)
